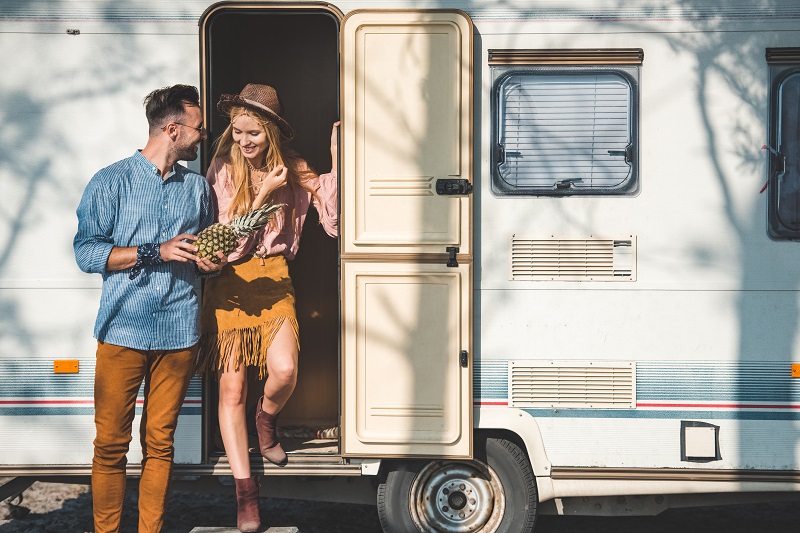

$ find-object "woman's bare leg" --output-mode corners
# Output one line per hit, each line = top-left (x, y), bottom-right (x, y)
(260, 319), (299, 415)
(218, 364), (252, 479)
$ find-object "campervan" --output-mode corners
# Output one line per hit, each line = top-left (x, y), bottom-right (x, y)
(3, 1), (800, 531)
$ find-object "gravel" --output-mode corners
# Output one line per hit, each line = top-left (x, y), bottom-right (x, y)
(2, 478), (799, 532)
(0, 479), (380, 533)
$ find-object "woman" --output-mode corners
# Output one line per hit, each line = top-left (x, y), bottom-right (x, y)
(198, 83), (338, 533)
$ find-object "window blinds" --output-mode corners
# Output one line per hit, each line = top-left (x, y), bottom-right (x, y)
(496, 72), (633, 192)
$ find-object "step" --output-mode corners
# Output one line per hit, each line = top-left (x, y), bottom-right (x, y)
(189, 528), (299, 533)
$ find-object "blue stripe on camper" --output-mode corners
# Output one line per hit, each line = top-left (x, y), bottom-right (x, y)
(0, 407), (202, 416)
(0, 359), (202, 416)
(472, 359), (800, 420)
(636, 361), (800, 403)
(6, 358), (800, 419)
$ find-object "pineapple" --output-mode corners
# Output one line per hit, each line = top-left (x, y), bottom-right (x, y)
(195, 203), (283, 263)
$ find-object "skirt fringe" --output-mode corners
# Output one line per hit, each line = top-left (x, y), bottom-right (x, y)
(196, 316), (298, 379)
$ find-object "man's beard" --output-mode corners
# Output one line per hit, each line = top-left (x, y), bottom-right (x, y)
(176, 143), (199, 162)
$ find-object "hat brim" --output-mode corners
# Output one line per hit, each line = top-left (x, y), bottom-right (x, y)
(217, 93), (295, 140)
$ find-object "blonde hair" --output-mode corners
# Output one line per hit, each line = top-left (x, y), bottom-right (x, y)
(209, 106), (318, 226)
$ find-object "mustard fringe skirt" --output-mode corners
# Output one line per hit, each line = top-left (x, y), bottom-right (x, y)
(197, 254), (299, 379)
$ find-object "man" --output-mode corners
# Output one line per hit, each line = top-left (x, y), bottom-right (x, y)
(74, 84), (226, 533)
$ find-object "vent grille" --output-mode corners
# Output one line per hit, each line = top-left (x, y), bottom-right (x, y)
(511, 236), (635, 281)
(766, 47), (800, 65)
(509, 361), (635, 409)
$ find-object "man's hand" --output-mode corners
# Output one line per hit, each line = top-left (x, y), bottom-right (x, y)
(196, 251), (227, 273)
(160, 233), (200, 263)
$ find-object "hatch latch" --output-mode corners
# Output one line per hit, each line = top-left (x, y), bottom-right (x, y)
(436, 179), (473, 196)
(446, 247), (459, 267)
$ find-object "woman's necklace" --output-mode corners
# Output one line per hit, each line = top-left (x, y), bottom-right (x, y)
(246, 158), (269, 173)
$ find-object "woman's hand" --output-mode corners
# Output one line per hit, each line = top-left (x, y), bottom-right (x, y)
(196, 251), (227, 273)
(330, 121), (340, 169)
(253, 165), (288, 209)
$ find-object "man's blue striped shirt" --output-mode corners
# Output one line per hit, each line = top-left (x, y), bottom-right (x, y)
(74, 151), (214, 350)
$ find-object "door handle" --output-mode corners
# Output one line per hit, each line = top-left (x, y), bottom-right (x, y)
(436, 179), (473, 195)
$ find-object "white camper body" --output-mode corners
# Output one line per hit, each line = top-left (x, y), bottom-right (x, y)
(3, 0), (800, 530)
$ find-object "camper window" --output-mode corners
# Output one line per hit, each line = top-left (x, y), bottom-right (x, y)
(491, 66), (639, 196)
(766, 49), (800, 240)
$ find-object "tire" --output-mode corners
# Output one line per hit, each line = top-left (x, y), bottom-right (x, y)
(377, 437), (538, 533)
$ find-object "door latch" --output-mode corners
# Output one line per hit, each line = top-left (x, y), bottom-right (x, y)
(460, 350), (468, 368)
(446, 247), (459, 267)
(436, 179), (473, 195)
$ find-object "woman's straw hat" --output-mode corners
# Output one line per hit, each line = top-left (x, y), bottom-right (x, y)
(217, 83), (295, 139)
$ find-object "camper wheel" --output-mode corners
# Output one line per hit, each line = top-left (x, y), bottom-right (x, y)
(377, 437), (537, 532)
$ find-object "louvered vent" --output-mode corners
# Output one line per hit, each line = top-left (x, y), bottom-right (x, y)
(509, 361), (635, 409)
(511, 236), (635, 281)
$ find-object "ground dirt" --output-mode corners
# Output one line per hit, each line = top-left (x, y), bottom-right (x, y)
(1, 478), (798, 532)
(0, 479), (379, 533)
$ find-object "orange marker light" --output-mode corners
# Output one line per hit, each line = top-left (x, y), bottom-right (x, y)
(54, 360), (79, 374)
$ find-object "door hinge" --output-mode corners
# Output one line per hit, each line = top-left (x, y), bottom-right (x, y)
(460, 350), (468, 368)
(436, 179), (473, 195)
(446, 247), (459, 267)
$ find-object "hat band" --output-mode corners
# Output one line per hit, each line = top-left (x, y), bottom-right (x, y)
(240, 97), (280, 120)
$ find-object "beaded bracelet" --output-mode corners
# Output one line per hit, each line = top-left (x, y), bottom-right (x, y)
(129, 243), (163, 280)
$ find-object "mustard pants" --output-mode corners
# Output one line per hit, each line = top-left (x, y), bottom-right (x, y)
(92, 341), (196, 533)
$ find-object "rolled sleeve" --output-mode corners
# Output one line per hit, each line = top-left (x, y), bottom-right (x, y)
(314, 170), (338, 238)
(74, 176), (116, 275)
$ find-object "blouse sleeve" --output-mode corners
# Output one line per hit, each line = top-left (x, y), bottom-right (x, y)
(313, 169), (338, 238)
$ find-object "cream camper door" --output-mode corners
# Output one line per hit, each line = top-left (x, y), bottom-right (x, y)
(341, 10), (473, 457)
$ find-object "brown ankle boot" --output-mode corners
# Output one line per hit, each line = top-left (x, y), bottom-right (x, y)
(255, 397), (287, 465)
(234, 476), (261, 533)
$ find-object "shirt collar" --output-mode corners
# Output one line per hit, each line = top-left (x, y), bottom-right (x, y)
(133, 150), (179, 180)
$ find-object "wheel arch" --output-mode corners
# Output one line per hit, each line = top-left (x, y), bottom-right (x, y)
(474, 407), (555, 501)
(375, 407), (554, 503)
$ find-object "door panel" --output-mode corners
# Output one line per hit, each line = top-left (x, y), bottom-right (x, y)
(342, 262), (471, 456)
(342, 11), (472, 254)
(341, 10), (473, 458)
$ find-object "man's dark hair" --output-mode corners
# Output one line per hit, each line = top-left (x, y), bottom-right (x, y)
(144, 84), (200, 135)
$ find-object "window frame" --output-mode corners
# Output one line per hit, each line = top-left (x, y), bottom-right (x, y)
(766, 47), (800, 240)
(489, 52), (641, 197)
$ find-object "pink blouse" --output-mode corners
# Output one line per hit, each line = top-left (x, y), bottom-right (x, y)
(206, 158), (338, 261)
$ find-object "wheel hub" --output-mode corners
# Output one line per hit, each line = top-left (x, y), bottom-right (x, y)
(438, 480), (480, 521)
(447, 488), (467, 511)
(411, 462), (505, 532)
